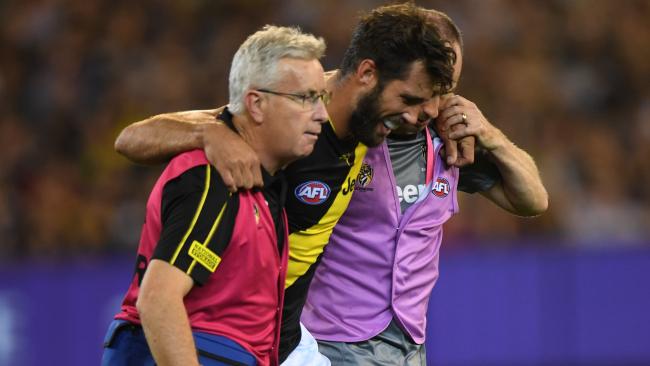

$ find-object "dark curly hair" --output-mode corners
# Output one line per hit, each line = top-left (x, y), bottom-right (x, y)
(339, 2), (456, 94)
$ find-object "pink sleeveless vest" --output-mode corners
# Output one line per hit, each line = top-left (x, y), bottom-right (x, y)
(303, 133), (459, 344)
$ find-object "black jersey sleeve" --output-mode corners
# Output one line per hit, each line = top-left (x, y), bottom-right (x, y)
(457, 149), (502, 194)
(153, 164), (239, 285)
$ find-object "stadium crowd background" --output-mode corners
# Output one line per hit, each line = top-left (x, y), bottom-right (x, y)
(1, 0), (649, 259)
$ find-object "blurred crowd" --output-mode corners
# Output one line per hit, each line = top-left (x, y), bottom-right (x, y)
(1, 0), (648, 258)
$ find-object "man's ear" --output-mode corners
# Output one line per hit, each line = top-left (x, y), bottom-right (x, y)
(356, 59), (378, 89)
(244, 90), (265, 124)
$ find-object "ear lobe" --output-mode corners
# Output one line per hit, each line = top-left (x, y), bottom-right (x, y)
(244, 91), (264, 123)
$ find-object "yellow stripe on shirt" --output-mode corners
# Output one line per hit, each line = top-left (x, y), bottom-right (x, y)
(285, 143), (368, 288)
(186, 194), (231, 274)
(170, 165), (211, 265)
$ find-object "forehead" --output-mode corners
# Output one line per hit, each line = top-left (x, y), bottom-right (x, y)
(383, 61), (437, 98)
(274, 58), (326, 91)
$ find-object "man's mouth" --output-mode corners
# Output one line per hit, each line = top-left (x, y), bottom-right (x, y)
(377, 121), (392, 137)
(382, 115), (404, 130)
(304, 129), (321, 138)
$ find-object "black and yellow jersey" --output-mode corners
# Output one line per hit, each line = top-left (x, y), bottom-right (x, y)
(279, 121), (367, 361)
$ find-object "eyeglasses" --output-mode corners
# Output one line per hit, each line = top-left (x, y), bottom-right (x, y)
(256, 88), (331, 109)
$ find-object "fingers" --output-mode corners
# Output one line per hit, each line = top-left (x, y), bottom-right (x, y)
(439, 93), (462, 110)
(439, 95), (475, 132)
(203, 124), (262, 192)
(438, 106), (466, 130)
(221, 171), (238, 193)
(438, 94), (484, 165)
(454, 136), (476, 167)
(438, 134), (475, 167)
(439, 94), (467, 112)
(238, 163), (255, 191)
(448, 122), (480, 140)
(251, 164), (263, 188)
(441, 135), (459, 166)
(213, 157), (261, 192)
(439, 123), (475, 167)
(237, 158), (263, 191)
(433, 113), (459, 166)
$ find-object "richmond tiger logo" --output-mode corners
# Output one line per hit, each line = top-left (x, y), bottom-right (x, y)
(357, 163), (374, 188)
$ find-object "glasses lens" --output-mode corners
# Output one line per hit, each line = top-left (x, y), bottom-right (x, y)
(321, 91), (331, 105)
(309, 94), (319, 106)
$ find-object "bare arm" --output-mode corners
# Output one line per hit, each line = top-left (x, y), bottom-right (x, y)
(137, 259), (198, 366)
(440, 95), (548, 216)
(114, 106), (262, 191)
(115, 109), (222, 164)
(475, 130), (548, 216)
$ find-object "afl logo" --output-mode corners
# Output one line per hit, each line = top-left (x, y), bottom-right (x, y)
(295, 181), (331, 205)
(357, 163), (374, 188)
(432, 177), (450, 198)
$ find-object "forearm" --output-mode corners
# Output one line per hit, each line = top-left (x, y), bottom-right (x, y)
(139, 297), (200, 366)
(137, 259), (198, 365)
(439, 95), (548, 215)
(114, 109), (221, 164)
(484, 129), (548, 216)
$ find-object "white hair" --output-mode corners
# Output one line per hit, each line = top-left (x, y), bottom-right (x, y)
(228, 25), (326, 114)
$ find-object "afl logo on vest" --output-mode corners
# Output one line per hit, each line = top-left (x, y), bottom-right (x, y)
(295, 181), (331, 205)
(432, 177), (450, 198)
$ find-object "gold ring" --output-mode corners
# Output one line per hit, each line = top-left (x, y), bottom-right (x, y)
(461, 113), (467, 122)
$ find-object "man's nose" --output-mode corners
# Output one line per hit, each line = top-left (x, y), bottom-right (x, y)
(422, 96), (440, 120)
(402, 97), (440, 125)
(312, 99), (329, 124)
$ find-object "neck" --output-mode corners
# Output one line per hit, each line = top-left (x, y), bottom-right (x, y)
(325, 71), (357, 139)
(231, 114), (280, 175)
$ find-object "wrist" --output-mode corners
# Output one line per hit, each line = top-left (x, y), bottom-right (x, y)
(198, 121), (223, 149)
(482, 127), (508, 152)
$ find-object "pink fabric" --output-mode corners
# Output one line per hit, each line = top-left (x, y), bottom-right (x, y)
(116, 150), (287, 366)
(303, 138), (459, 344)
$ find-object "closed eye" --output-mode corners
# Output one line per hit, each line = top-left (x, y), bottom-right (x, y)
(401, 94), (426, 106)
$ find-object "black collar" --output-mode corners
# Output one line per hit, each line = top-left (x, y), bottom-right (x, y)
(217, 107), (237, 132)
(262, 168), (286, 189)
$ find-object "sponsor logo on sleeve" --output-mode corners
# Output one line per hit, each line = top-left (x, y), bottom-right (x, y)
(189, 240), (221, 272)
(295, 181), (331, 205)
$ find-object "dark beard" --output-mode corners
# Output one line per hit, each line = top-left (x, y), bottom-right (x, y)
(348, 85), (385, 147)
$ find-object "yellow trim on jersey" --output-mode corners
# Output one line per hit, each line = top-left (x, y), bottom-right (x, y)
(186, 195), (230, 274)
(285, 143), (368, 288)
(327, 119), (337, 133)
(170, 165), (211, 265)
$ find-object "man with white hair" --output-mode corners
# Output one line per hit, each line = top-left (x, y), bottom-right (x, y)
(101, 25), (329, 366)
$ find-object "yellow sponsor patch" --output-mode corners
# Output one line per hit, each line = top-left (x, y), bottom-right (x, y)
(188, 240), (221, 272)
